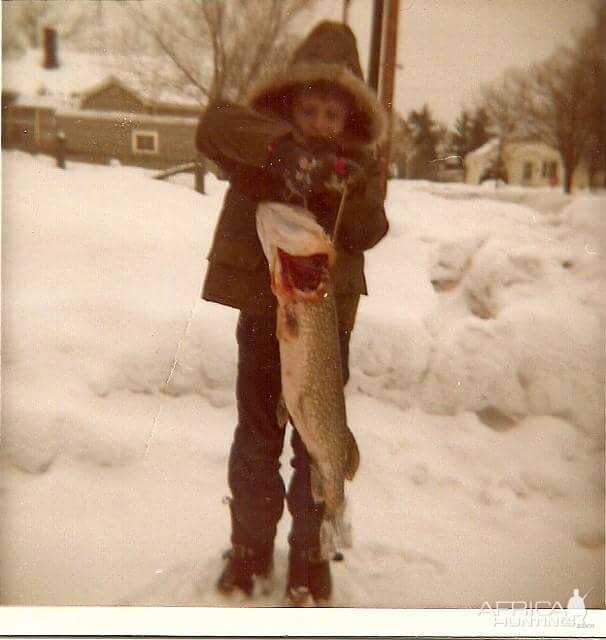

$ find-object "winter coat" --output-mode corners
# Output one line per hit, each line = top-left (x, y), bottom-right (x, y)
(195, 21), (389, 330)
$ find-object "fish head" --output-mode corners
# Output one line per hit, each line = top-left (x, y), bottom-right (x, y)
(256, 202), (335, 303)
(274, 248), (332, 303)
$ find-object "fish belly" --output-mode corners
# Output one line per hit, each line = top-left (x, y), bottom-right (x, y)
(279, 284), (349, 517)
(255, 201), (359, 526)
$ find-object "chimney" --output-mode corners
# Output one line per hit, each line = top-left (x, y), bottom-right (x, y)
(43, 27), (59, 69)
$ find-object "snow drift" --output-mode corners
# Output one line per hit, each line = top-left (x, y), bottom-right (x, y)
(2, 151), (603, 608)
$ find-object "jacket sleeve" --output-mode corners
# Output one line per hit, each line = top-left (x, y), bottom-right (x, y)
(196, 101), (292, 200)
(335, 159), (389, 253)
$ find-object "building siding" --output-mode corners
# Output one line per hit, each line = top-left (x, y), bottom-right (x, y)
(2, 54), (206, 170)
(3, 105), (57, 152)
(55, 112), (198, 169)
(153, 103), (201, 118)
(465, 141), (594, 189)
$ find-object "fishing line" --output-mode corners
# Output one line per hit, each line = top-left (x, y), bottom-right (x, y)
(331, 186), (348, 244)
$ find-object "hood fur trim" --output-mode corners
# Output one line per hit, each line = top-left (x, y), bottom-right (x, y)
(247, 62), (388, 150)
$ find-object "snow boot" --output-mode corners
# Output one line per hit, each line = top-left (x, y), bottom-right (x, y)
(286, 546), (332, 606)
(217, 544), (273, 597)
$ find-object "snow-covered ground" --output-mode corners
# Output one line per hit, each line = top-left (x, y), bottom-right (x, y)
(1, 151), (604, 608)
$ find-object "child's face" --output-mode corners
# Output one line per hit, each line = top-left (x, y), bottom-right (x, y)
(291, 92), (348, 142)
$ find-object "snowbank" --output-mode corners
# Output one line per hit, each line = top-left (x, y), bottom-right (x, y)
(353, 181), (605, 445)
(2, 152), (603, 607)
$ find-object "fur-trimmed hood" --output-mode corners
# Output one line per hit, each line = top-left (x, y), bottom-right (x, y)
(247, 21), (387, 150)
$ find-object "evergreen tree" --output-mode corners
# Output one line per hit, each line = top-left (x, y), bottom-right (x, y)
(451, 109), (472, 158)
(389, 113), (414, 178)
(469, 107), (490, 151)
(407, 104), (441, 179)
(451, 107), (490, 160)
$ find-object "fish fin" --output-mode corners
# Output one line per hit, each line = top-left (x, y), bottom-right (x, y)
(333, 499), (353, 549)
(310, 462), (324, 504)
(321, 465), (344, 518)
(277, 303), (298, 341)
(319, 518), (337, 560)
(276, 305), (285, 341)
(344, 427), (360, 481)
(276, 394), (288, 429)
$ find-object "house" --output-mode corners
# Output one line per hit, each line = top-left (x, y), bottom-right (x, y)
(2, 29), (203, 170)
(465, 137), (597, 189)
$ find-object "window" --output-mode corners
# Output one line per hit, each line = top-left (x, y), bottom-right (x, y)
(542, 160), (557, 179)
(522, 161), (533, 181)
(132, 130), (158, 154)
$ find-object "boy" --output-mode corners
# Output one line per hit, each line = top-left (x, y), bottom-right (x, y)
(196, 21), (388, 605)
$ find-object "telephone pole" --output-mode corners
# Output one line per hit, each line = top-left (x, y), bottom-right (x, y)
(342, 0), (352, 24)
(379, 0), (400, 190)
(380, 0), (399, 118)
(367, 0), (385, 92)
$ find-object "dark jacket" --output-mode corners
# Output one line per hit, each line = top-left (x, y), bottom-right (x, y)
(195, 22), (389, 330)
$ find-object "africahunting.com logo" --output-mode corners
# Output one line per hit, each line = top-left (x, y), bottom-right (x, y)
(478, 587), (595, 628)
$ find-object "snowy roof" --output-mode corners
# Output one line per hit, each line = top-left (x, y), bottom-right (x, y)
(14, 93), (80, 110)
(466, 137), (563, 166)
(2, 48), (202, 109)
(466, 137), (500, 160)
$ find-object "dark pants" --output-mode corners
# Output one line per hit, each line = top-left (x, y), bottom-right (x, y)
(228, 310), (351, 555)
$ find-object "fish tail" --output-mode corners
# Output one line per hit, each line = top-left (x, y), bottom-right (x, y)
(319, 500), (353, 559)
(310, 462), (323, 504)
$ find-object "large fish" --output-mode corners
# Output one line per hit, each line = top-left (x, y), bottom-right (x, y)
(256, 201), (360, 552)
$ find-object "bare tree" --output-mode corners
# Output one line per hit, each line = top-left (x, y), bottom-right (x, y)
(579, 2), (606, 188)
(120, 0), (316, 105)
(479, 67), (530, 185)
(523, 46), (598, 193)
(479, 9), (605, 194)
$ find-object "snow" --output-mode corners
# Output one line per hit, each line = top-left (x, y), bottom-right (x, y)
(3, 48), (202, 108)
(3, 49), (105, 98)
(1, 150), (604, 610)
(465, 136), (500, 160)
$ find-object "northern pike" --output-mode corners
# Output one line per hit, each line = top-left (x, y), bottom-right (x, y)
(256, 201), (360, 550)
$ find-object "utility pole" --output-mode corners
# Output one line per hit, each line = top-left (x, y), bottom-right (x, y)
(342, 0), (352, 24)
(379, 0), (400, 190)
(367, 0), (384, 92)
(381, 0), (399, 120)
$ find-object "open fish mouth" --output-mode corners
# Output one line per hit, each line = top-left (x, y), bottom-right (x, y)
(274, 248), (330, 302)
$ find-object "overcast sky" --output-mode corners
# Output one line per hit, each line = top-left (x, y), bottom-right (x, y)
(310, 0), (597, 126)
(4, 0), (597, 129)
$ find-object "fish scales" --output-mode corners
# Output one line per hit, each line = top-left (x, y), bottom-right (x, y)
(256, 201), (360, 532)
(280, 281), (352, 515)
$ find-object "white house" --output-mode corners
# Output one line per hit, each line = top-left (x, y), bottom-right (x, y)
(465, 138), (595, 189)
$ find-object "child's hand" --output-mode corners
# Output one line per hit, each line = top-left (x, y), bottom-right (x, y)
(267, 137), (361, 198)
(325, 156), (364, 193)
(266, 137), (326, 197)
